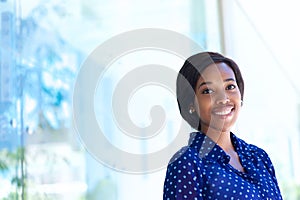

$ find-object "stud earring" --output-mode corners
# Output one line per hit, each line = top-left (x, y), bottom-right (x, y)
(189, 108), (194, 114)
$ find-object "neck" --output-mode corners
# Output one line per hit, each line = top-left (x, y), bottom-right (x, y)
(202, 128), (234, 152)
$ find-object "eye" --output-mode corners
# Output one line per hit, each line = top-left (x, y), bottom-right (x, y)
(202, 88), (214, 94)
(226, 84), (236, 90)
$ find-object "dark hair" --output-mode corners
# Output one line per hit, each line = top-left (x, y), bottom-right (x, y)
(176, 52), (244, 131)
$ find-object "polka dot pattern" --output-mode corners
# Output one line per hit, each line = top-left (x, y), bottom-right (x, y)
(163, 132), (282, 199)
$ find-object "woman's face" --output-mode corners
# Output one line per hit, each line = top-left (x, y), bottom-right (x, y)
(194, 62), (242, 134)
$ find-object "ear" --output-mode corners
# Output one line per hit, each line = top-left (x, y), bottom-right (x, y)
(189, 104), (195, 114)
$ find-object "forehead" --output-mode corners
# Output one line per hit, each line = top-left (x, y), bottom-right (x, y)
(198, 62), (236, 82)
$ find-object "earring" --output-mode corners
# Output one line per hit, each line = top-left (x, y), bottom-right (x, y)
(189, 108), (194, 114)
(241, 100), (243, 106)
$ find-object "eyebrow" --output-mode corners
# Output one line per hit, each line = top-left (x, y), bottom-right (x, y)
(198, 78), (236, 88)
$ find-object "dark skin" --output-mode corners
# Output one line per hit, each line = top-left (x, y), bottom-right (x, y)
(192, 62), (244, 172)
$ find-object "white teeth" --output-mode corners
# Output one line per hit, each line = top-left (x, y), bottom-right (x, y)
(214, 108), (232, 115)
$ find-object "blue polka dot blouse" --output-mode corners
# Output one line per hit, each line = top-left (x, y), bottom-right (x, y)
(163, 132), (282, 199)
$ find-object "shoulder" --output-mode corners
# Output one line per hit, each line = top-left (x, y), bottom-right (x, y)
(234, 134), (268, 155)
(235, 135), (275, 169)
(168, 145), (202, 166)
(165, 145), (204, 177)
(164, 145), (205, 198)
(240, 137), (270, 156)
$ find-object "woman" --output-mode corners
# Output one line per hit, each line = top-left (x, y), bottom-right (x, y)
(163, 52), (282, 199)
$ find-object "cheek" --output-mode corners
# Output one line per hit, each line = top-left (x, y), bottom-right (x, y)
(194, 96), (212, 116)
(232, 92), (242, 104)
(230, 93), (242, 113)
(225, 88), (241, 100)
(234, 88), (242, 99)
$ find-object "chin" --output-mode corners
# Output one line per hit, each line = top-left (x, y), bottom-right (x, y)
(210, 122), (234, 133)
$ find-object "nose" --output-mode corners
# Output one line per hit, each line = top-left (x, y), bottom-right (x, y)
(216, 91), (230, 104)
(217, 98), (230, 104)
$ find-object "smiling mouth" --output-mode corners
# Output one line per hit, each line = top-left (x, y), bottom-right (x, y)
(213, 106), (234, 116)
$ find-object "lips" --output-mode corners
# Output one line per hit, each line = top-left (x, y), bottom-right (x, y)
(212, 105), (234, 116)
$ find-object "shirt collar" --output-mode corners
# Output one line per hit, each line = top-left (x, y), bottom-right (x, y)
(188, 132), (231, 164)
(230, 132), (254, 158)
